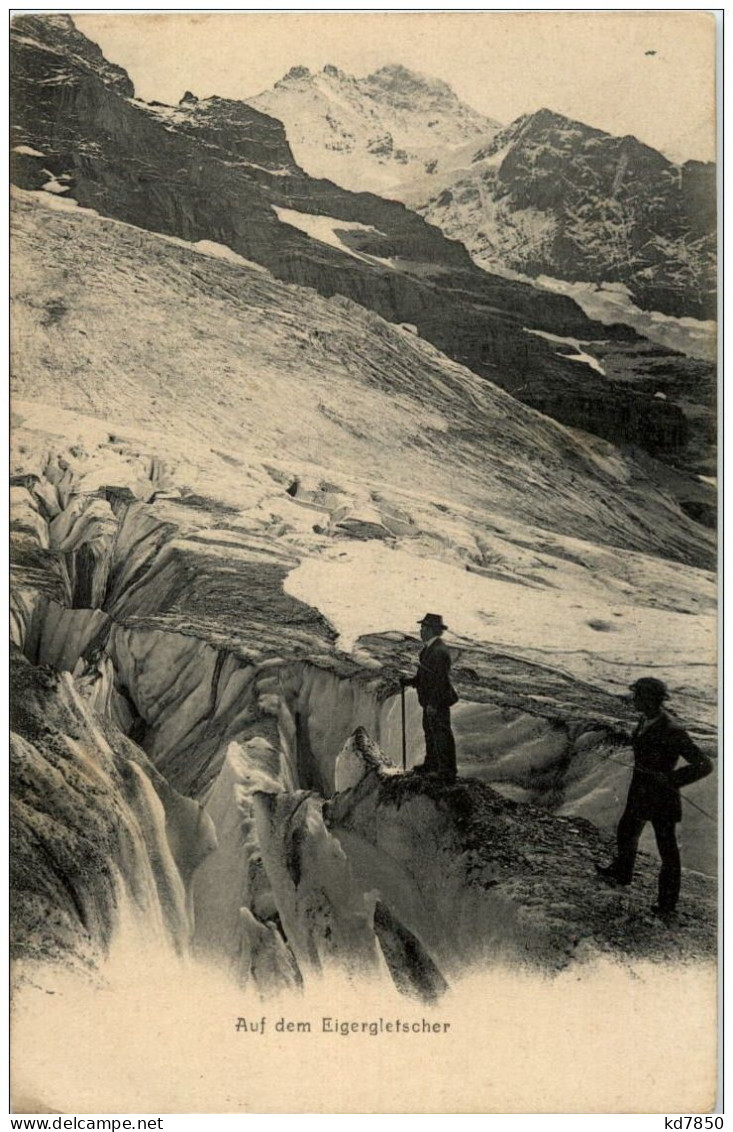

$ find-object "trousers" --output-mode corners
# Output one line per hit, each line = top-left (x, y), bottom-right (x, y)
(613, 806), (681, 912)
(422, 706), (457, 780)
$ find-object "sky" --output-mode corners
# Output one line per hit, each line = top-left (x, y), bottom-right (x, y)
(74, 11), (717, 165)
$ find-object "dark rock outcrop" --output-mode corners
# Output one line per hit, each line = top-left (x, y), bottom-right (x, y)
(423, 108), (716, 320)
(373, 901), (448, 1003)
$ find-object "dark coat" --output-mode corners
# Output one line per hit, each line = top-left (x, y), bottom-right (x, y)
(414, 637), (458, 710)
(625, 710), (713, 822)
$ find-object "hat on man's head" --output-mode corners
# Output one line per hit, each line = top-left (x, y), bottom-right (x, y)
(629, 677), (669, 702)
(418, 612), (448, 632)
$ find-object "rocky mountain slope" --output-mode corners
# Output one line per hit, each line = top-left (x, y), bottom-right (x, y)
(420, 109), (716, 320)
(11, 190), (715, 572)
(249, 61), (715, 322)
(248, 62), (500, 198)
(9, 14), (712, 465)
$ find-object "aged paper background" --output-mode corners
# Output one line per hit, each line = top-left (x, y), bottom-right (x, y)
(10, 9), (719, 1115)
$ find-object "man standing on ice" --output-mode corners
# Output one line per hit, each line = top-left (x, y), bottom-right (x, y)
(402, 613), (458, 782)
(596, 676), (713, 917)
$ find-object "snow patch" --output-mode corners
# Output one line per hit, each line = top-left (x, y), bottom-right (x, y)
(134, 101), (188, 125)
(272, 206), (394, 268)
(42, 178), (70, 195)
(284, 540), (715, 701)
(477, 142), (511, 170)
(13, 145), (45, 158)
(11, 33), (62, 52)
(14, 187), (96, 215)
(524, 327), (606, 376)
(228, 160), (291, 177)
(535, 276), (716, 362)
(192, 239), (269, 273)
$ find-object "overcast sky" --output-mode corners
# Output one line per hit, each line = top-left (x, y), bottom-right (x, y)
(75, 11), (717, 164)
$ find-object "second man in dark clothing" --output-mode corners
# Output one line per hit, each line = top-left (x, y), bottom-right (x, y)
(596, 676), (713, 917)
(402, 612), (458, 782)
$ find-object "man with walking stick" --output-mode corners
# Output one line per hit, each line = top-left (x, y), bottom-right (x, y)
(401, 613), (459, 783)
(595, 677), (713, 918)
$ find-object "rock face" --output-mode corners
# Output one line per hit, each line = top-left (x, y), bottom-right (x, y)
(420, 109), (716, 320)
(9, 13), (709, 459)
(11, 12), (134, 98)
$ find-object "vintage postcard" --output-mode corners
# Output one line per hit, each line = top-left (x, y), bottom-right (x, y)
(9, 10), (719, 1115)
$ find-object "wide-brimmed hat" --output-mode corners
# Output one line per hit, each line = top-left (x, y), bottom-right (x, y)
(418, 612), (448, 632)
(629, 677), (668, 701)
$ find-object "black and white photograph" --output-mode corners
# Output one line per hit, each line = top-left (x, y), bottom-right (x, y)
(8, 10), (719, 1115)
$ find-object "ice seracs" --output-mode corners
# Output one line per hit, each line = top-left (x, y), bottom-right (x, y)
(335, 726), (397, 793)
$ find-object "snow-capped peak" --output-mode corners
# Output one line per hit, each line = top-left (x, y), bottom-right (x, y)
(248, 62), (500, 196)
(363, 63), (458, 106)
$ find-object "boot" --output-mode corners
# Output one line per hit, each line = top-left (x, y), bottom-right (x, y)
(595, 863), (631, 885)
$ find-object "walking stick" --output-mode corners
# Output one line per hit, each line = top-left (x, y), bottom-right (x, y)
(400, 684), (407, 771)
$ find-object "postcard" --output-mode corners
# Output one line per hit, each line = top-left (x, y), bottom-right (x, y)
(9, 10), (718, 1115)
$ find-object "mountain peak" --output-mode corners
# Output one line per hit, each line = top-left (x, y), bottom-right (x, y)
(517, 107), (592, 134)
(277, 64), (312, 85)
(248, 58), (499, 197)
(12, 12), (76, 39)
(369, 63), (438, 81)
(530, 106), (570, 123)
(11, 13), (135, 98)
(508, 107), (673, 167)
(370, 63), (420, 78)
(365, 63), (455, 99)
